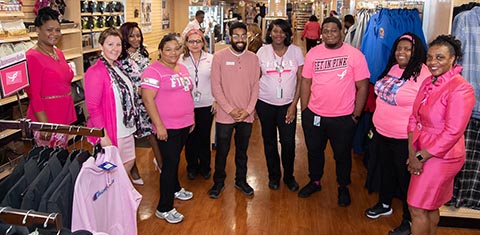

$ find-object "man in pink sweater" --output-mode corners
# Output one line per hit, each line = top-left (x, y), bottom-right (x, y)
(208, 22), (260, 199)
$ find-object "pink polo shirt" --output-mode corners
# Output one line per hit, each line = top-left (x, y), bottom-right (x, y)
(141, 61), (194, 130)
(302, 43), (370, 117)
(373, 64), (430, 139)
(211, 48), (260, 124)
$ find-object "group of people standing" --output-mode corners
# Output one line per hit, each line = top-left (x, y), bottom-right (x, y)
(25, 6), (476, 234)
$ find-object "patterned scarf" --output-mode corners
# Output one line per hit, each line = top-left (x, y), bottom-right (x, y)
(99, 55), (137, 128)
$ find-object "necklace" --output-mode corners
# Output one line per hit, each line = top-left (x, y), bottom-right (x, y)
(127, 48), (142, 63)
(36, 43), (58, 61)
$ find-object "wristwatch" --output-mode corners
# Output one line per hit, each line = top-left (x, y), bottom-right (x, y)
(416, 152), (424, 161)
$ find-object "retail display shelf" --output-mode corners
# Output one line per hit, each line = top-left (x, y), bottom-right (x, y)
(64, 52), (82, 60)
(440, 205), (480, 219)
(0, 93), (28, 106)
(0, 35), (31, 43)
(0, 11), (24, 18)
(80, 12), (123, 16)
(72, 75), (83, 82)
(28, 28), (81, 38)
(82, 47), (101, 54)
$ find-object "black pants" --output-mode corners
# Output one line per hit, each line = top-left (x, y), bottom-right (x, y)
(301, 108), (355, 186)
(306, 38), (318, 52)
(185, 106), (214, 175)
(156, 127), (190, 212)
(256, 100), (296, 182)
(376, 129), (411, 221)
(213, 122), (252, 184)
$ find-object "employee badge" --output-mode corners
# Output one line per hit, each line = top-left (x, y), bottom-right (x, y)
(193, 90), (202, 102)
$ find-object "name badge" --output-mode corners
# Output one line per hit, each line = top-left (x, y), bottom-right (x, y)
(226, 61), (235, 66)
(193, 91), (202, 102)
(313, 115), (321, 127)
(276, 87), (283, 99)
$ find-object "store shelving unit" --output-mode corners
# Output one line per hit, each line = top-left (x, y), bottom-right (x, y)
(293, 2), (313, 30)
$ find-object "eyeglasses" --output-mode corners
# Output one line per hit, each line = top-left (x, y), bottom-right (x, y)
(231, 34), (248, 40)
(187, 39), (203, 44)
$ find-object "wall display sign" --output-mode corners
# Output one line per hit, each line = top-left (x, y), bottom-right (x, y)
(141, 0), (152, 33)
(0, 51), (29, 98)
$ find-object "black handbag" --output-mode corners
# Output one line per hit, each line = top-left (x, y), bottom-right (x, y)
(73, 105), (86, 125)
(71, 81), (85, 103)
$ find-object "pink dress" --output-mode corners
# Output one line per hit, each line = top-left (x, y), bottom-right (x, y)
(407, 65), (475, 210)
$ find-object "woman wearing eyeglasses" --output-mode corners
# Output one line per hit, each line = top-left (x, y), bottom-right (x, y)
(178, 29), (216, 180)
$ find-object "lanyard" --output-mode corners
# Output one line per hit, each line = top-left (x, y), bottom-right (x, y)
(272, 49), (284, 84)
(189, 51), (202, 88)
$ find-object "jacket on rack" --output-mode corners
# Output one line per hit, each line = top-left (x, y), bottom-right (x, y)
(72, 146), (141, 234)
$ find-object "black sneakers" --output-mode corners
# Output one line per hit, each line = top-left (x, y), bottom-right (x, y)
(298, 181), (322, 198)
(365, 202), (393, 219)
(268, 180), (280, 190)
(235, 181), (254, 195)
(208, 183), (225, 199)
(338, 186), (351, 207)
(389, 219), (411, 235)
(284, 179), (299, 192)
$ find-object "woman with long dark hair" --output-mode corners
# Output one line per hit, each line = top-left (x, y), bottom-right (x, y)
(364, 32), (430, 235)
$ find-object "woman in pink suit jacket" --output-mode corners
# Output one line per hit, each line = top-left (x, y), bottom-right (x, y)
(406, 35), (475, 235)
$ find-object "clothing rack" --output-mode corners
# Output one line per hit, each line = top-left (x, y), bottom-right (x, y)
(0, 119), (104, 139)
(0, 206), (62, 231)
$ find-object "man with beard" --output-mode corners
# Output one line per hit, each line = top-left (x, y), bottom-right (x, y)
(208, 22), (260, 199)
(299, 17), (370, 207)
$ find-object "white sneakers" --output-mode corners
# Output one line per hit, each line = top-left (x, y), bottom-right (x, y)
(155, 208), (184, 224)
(174, 188), (193, 201)
(155, 188), (193, 224)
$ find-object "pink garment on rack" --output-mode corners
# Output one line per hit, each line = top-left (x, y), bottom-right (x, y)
(72, 146), (142, 235)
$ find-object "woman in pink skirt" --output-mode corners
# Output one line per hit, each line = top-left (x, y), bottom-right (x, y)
(406, 35), (475, 235)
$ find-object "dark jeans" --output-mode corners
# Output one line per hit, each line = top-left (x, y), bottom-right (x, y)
(256, 100), (296, 182)
(306, 38), (318, 52)
(301, 108), (355, 186)
(376, 129), (411, 221)
(156, 126), (190, 212)
(213, 122), (252, 184)
(185, 106), (214, 175)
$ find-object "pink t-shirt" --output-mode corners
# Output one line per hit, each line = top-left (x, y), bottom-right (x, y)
(373, 64), (430, 139)
(25, 48), (76, 124)
(72, 146), (142, 235)
(257, 44), (304, 106)
(302, 43), (370, 116)
(141, 61), (194, 129)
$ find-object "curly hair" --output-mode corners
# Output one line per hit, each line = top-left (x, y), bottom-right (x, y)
(379, 32), (426, 82)
(119, 22), (149, 60)
(428, 34), (463, 63)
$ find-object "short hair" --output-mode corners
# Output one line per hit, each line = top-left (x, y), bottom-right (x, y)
(322, 16), (342, 31)
(119, 22), (149, 60)
(308, 15), (318, 22)
(379, 32), (427, 82)
(195, 10), (205, 17)
(34, 7), (60, 27)
(229, 22), (247, 36)
(99, 27), (122, 45)
(265, 19), (292, 46)
(429, 34), (463, 62)
(344, 15), (355, 25)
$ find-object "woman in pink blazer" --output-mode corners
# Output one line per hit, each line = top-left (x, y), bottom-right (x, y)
(406, 35), (475, 235)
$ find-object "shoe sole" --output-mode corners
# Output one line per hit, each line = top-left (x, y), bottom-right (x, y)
(175, 195), (193, 201)
(209, 186), (224, 199)
(365, 209), (393, 219)
(235, 185), (254, 196)
(155, 212), (184, 224)
(298, 189), (320, 198)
